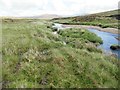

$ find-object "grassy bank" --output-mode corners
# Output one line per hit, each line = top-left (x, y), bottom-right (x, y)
(52, 9), (119, 29)
(2, 19), (119, 88)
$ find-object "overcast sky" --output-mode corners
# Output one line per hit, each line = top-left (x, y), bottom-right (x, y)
(0, 0), (119, 17)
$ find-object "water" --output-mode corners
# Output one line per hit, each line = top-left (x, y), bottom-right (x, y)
(88, 28), (120, 58)
(53, 23), (120, 59)
(52, 23), (63, 29)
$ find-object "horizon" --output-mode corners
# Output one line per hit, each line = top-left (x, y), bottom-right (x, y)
(0, 0), (119, 17)
(0, 9), (118, 18)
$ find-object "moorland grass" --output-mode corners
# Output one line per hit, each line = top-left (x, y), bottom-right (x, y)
(2, 19), (118, 88)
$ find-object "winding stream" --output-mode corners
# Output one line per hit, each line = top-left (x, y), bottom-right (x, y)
(52, 23), (120, 59)
(88, 28), (120, 58)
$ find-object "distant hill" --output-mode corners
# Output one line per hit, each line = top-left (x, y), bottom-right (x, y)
(1, 14), (61, 19)
(52, 9), (119, 28)
(26, 14), (61, 19)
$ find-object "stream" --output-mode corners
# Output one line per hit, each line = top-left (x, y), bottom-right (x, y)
(88, 28), (120, 58)
(52, 23), (120, 59)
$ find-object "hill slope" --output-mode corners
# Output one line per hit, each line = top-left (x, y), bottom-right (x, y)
(52, 9), (119, 28)
(2, 19), (119, 88)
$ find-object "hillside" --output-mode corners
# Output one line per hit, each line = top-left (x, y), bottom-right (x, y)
(2, 18), (119, 88)
(52, 9), (119, 28)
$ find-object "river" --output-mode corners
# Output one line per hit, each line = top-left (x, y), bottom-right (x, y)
(88, 28), (120, 58)
(53, 23), (120, 59)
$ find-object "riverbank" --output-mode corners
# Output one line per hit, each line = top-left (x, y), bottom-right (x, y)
(62, 24), (119, 34)
(53, 23), (120, 58)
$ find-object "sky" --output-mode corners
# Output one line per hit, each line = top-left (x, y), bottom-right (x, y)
(0, 0), (119, 17)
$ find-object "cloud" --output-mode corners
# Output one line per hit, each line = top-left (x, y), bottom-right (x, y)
(0, 0), (119, 16)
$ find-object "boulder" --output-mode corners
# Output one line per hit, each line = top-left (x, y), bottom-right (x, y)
(110, 44), (120, 50)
